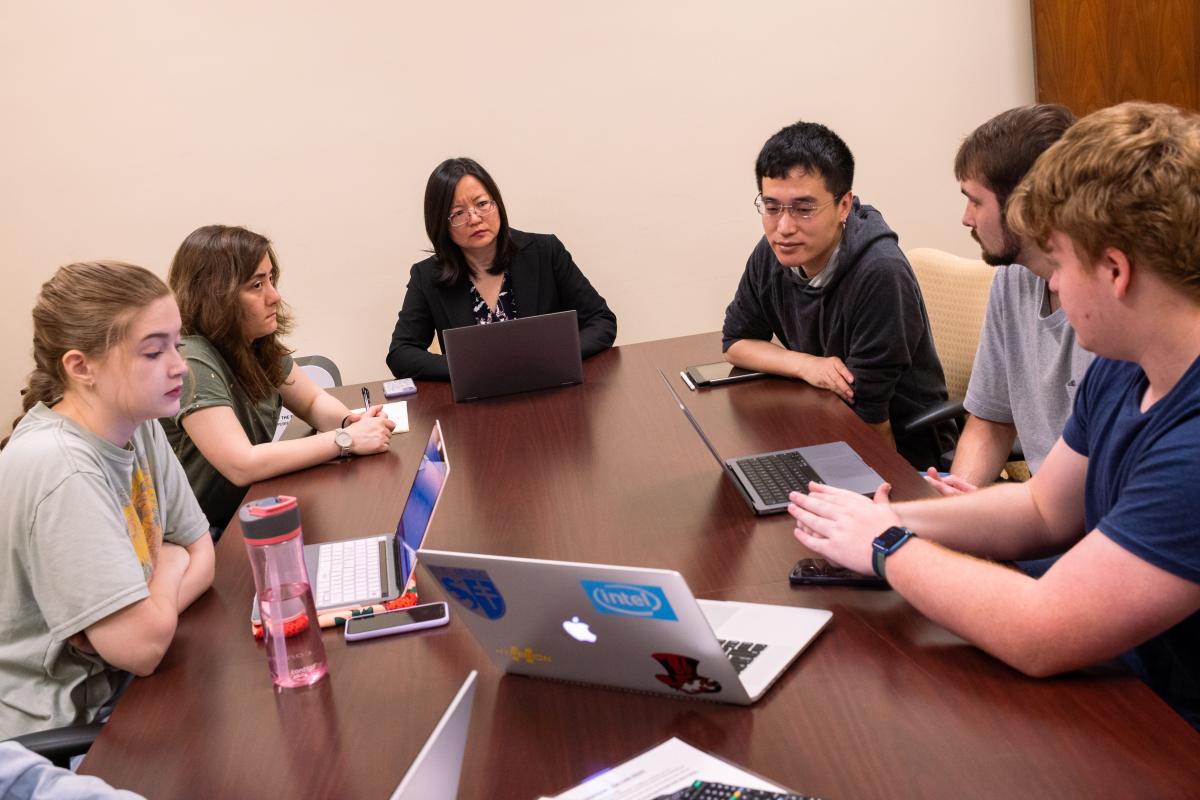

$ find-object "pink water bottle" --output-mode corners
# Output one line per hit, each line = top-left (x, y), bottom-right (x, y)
(240, 495), (328, 688)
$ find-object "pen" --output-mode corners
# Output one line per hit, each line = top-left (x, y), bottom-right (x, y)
(362, 387), (371, 414)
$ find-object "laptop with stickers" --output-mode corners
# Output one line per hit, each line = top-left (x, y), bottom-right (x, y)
(390, 670), (477, 800)
(416, 550), (832, 705)
(659, 370), (883, 515)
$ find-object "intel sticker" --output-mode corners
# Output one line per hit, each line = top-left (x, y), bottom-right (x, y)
(580, 581), (677, 621)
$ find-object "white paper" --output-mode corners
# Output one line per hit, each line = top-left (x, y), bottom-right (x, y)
(552, 737), (787, 800)
(351, 401), (408, 433)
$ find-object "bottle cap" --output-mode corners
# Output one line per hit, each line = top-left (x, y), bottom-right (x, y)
(239, 495), (302, 545)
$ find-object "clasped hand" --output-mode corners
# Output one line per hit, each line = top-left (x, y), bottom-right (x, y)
(344, 405), (395, 454)
(798, 354), (855, 403)
(787, 482), (898, 575)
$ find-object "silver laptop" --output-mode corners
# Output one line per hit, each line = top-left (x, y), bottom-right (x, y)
(417, 550), (831, 705)
(391, 670), (477, 800)
(251, 422), (450, 622)
(660, 370), (883, 515)
(443, 310), (583, 402)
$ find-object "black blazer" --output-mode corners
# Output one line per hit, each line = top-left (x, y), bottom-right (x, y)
(386, 229), (618, 380)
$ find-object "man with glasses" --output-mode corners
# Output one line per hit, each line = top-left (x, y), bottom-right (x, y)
(723, 121), (954, 469)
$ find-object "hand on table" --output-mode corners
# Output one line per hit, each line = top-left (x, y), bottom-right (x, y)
(797, 355), (855, 403)
(347, 413), (393, 454)
(787, 482), (899, 575)
(923, 467), (978, 497)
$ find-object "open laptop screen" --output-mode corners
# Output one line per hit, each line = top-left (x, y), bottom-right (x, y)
(395, 421), (450, 587)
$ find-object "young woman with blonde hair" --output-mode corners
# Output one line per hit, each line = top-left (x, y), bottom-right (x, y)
(0, 261), (214, 739)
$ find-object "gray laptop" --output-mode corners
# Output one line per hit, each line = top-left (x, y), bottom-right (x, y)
(250, 422), (450, 622)
(443, 310), (583, 402)
(418, 550), (832, 705)
(660, 370), (883, 515)
(391, 670), (477, 800)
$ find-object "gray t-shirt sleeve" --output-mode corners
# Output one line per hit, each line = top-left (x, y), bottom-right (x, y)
(28, 473), (150, 642)
(963, 269), (1015, 424)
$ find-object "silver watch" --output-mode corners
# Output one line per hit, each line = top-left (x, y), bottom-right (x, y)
(334, 428), (353, 458)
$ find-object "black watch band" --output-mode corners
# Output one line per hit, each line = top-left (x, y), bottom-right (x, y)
(871, 526), (916, 582)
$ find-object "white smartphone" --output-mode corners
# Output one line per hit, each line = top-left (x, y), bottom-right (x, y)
(382, 378), (417, 398)
(343, 601), (449, 641)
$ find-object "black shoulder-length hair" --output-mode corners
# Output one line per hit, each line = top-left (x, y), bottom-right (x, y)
(423, 157), (513, 287)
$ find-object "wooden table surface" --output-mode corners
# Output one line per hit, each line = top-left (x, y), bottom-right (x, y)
(81, 333), (1200, 799)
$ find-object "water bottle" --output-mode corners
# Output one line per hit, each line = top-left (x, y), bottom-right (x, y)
(240, 495), (329, 688)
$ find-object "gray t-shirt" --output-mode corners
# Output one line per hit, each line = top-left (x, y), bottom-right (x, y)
(0, 404), (208, 739)
(964, 264), (1095, 474)
(160, 335), (293, 530)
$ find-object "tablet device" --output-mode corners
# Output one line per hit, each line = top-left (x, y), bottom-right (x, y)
(685, 362), (765, 387)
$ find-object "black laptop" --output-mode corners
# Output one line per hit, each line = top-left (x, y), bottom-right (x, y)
(443, 310), (583, 402)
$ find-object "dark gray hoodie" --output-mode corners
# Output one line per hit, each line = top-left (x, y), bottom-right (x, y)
(722, 198), (955, 469)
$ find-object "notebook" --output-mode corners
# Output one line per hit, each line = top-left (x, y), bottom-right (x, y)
(391, 670), (477, 800)
(659, 370), (883, 515)
(443, 310), (583, 401)
(250, 421), (449, 626)
(417, 550), (831, 705)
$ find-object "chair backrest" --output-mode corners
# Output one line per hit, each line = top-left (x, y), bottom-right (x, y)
(906, 247), (994, 401)
(274, 354), (344, 441)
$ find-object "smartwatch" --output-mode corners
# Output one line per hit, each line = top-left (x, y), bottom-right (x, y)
(871, 526), (916, 582)
(333, 428), (353, 458)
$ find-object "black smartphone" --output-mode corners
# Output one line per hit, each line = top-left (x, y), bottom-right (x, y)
(789, 558), (887, 588)
(685, 361), (765, 387)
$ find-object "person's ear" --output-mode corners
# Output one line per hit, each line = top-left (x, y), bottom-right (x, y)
(838, 191), (854, 223)
(1100, 246), (1133, 299)
(60, 350), (96, 390)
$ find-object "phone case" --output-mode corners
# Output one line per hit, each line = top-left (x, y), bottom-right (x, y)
(382, 379), (417, 399)
(788, 558), (887, 588)
(342, 603), (449, 641)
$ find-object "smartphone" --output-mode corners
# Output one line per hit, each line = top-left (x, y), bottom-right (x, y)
(789, 558), (887, 588)
(343, 601), (449, 641)
(382, 378), (417, 399)
(684, 362), (765, 387)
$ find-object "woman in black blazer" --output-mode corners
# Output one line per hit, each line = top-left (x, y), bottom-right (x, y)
(386, 158), (617, 380)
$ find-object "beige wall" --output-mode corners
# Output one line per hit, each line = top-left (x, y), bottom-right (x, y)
(0, 2), (1034, 429)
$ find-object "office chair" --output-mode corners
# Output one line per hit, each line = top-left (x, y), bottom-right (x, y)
(900, 248), (1026, 475)
(5, 673), (133, 768)
(273, 354), (345, 442)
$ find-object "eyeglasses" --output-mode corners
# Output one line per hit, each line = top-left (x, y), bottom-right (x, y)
(754, 194), (835, 220)
(448, 199), (497, 227)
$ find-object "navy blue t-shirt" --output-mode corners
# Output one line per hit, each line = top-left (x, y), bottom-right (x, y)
(1062, 354), (1200, 730)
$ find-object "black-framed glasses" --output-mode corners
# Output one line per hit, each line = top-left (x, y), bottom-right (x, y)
(754, 194), (835, 220)
(448, 199), (497, 227)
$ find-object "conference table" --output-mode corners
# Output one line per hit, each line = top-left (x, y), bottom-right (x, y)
(81, 333), (1200, 799)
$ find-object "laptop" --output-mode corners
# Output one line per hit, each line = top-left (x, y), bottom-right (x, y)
(443, 310), (583, 402)
(391, 670), (477, 800)
(659, 370), (883, 515)
(417, 550), (832, 705)
(251, 421), (450, 621)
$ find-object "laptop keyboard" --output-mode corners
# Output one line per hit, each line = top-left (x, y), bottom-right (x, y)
(719, 639), (767, 674)
(315, 536), (387, 607)
(736, 452), (821, 506)
(654, 780), (821, 799)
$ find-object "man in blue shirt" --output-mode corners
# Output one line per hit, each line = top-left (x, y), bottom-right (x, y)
(785, 102), (1200, 730)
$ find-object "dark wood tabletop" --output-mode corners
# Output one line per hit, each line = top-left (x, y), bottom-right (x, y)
(80, 333), (1200, 799)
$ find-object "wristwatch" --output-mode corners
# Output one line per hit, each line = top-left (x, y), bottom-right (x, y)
(333, 428), (353, 458)
(871, 526), (916, 582)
